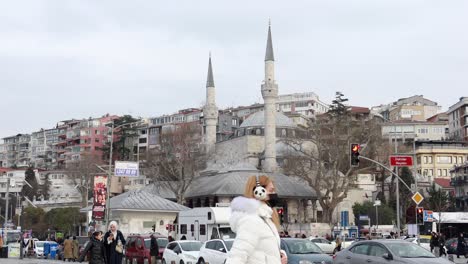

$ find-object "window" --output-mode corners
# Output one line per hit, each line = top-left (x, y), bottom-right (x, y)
(180, 224), (187, 234)
(351, 244), (369, 255)
(368, 244), (387, 257)
(139, 138), (147, 144)
(437, 169), (442, 176)
(424, 156), (428, 164)
(207, 212), (212, 220)
(136, 238), (142, 248)
(166, 242), (177, 251)
(205, 241), (216, 250)
(429, 169), (433, 176)
(211, 227), (219, 239)
(190, 224), (194, 232)
(141, 129), (147, 135)
(200, 224), (206, 236)
(232, 119), (237, 126)
(95, 138), (100, 143)
(128, 238), (136, 248)
(428, 156), (433, 164)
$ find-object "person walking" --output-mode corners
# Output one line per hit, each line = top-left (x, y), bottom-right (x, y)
(457, 233), (466, 259)
(334, 237), (342, 253)
(150, 233), (159, 264)
(103, 221), (126, 264)
(430, 232), (437, 254)
(225, 175), (287, 264)
(72, 236), (79, 261)
(78, 231), (106, 264)
(64, 236), (74, 261)
(439, 233), (446, 258)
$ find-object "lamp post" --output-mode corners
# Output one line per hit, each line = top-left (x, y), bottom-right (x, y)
(104, 120), (142, 226)
(374, 199), (381, 230)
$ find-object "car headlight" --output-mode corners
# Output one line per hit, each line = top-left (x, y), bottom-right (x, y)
(299, 260), (313, 264)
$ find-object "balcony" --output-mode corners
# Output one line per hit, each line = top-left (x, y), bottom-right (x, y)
(451, 175), (468, 186)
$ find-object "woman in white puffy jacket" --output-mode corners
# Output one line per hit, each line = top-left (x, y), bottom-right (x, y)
(225, 175), (287, 264)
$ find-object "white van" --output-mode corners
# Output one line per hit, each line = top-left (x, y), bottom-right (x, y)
(176, 206), (235, 242)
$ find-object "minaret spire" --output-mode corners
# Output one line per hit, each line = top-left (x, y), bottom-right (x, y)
(203, 53), (218, 153)
(265, 22), (275, 61)
(261, 22), (278, 173)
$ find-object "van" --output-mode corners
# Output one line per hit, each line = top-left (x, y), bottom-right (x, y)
(176, 206), (235, 242)
(125, 233), (168, 264)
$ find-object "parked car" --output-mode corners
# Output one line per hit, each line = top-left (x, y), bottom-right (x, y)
(281, 238), (333, 264)
(309, 237), (336, 254)
(333, 240), (452, 264)
(162, 240), (202, 264)
(35, 241), (46, 258)
(341, 237), (356, 249)
(404, 237), (431, 251)
(445, 237), (468, 254)
(198, 239), (234, 264)
(125, 233), (168, 264)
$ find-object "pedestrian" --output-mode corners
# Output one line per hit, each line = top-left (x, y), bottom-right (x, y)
(64, 236), (74, 261)
(430, 232), (437, 253)
(284, 231), (291, 238)
(225, 175), (287, 264)
(168, 236), (174, 243)
(72, 236), (79, 261)
(78, 231), (106, 264)
(439, 233), (446, 257)
(301, 234), (306, 239)
(334, 237), (342, 254)
(150, 233), (159, 264)
(457, 233), (465, 259)
(103, 221), (126, 264)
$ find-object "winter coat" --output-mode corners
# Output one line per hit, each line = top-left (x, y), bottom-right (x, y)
(64, 239), (74, 259)
(79, 237), (106, 264)
(103, 230), (126, 264)
(457, 236), (465, 255)
(73, 239), (79, 259)
(150, 235), (159, 257)
(225, 196), (282, 264)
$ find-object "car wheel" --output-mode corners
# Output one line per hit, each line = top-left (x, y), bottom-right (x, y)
(198, 258), (205, 264)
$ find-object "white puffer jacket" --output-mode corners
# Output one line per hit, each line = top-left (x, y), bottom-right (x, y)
(225, 196), (281, 264)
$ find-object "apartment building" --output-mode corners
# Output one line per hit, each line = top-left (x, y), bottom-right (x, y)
(448, 97), (468, 142)
(276, 92), (329, 119)
(450, 163), (468, 210)
(0, 134), (31, 168)
(372, 95), (441, 122)
(381, 121), (448, 142)
(416, 140), (468, 181)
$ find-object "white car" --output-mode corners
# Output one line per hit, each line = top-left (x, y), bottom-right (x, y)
(162, 240), (202, 264)
(309, 237), (335, 254)
(198, 239), (234, 264)
(405, 237), (431, 251)
(35, 241), (46, 257)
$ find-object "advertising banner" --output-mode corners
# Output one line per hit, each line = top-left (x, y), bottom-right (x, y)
(92, 175), (107, 220)
(114, 161), (139, 177)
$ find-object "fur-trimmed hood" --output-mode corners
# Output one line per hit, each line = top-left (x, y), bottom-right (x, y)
(229, 196), (273, 232)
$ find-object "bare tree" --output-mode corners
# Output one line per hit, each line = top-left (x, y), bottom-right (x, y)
(65, 152), (102, 207)
(283, 92), (382, 223)
(144, 123), (208, 204)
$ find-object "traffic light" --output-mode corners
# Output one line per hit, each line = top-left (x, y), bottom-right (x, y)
(416, 207), (424, 225)
(152, 224), (156, 232)
(350, 143), (360, 167)
(277, 207), (284, 225)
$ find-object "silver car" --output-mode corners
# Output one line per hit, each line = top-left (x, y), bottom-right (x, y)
(333, 240), (452, 264)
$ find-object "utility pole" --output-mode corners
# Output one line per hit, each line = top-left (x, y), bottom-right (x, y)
(394, 125), (401, 234)
(4, 176), (10, 227)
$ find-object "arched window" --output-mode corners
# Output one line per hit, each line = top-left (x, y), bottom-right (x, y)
(160, 220), (164, 226)
(281, 129), (287, 137)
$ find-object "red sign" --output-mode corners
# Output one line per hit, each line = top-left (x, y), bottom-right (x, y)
(390, 156), (413, 166)
(92, 175), (108, 220)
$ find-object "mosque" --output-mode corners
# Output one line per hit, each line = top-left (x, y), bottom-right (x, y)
(181, 24), (326, 235)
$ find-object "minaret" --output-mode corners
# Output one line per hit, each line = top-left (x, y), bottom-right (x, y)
(261, 23), (278, 173)
(203, 54), (218, 153)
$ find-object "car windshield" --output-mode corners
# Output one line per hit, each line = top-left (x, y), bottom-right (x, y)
(387, 242), (435, 258)
(224, 240), (234, 251)
(180, 242), (202, 251)
(36, 242), (45, 247)
(286, 240), (323, 254)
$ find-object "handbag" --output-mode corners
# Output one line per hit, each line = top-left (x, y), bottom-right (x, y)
(116, 239), (123, 254)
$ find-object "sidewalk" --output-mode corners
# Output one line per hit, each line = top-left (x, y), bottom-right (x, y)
(0, 258), (60, 264)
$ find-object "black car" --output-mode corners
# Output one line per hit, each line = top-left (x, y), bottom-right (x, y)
(445, 237), (468, 255)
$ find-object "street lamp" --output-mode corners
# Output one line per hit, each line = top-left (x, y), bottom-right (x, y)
(374, 199), (381, 230)
(104, 120), (142, 226)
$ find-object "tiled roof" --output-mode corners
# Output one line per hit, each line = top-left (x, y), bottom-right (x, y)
(434, 178), (453, 189)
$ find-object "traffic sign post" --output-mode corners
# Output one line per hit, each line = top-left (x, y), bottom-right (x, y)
(423, 210), (434, 222)
(390, 156), (414, 167)
(411, 192), (424, 205)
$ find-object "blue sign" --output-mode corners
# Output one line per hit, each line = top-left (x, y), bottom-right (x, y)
(423, 210), (433, 222)
(114, 161), (139, 177)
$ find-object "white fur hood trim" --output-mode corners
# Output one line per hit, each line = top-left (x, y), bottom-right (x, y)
(229, 196), (273, 232)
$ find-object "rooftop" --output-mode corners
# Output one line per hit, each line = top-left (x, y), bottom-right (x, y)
(240, 111), (297, 129)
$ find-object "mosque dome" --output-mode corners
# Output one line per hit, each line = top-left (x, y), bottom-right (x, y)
(240, 110), (297, 129)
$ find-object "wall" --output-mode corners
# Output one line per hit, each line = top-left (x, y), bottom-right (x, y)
(112, 210), (179, 235)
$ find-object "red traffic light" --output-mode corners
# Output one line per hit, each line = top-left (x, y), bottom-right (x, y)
(417, 208), (423, 213)
(352, 144), (360, 152)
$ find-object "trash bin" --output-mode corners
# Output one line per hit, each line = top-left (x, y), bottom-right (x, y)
(43, 242), (51, 259)
(50, 243), (57, 259)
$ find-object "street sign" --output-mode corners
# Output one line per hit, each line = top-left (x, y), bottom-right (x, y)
(423, 210), (434, 222)
(114, 161), (139, 177)
(359, 215), (369, 221)
(412, 192), (424, 205)
(390, 156), (413, 166)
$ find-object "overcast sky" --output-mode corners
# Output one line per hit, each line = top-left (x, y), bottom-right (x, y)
(1, 0), (467, 138)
